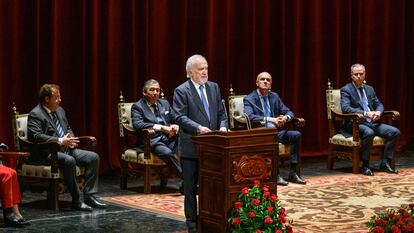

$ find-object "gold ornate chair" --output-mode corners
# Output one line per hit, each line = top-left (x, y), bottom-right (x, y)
(228, 85), (305, 175)
(10, 103), (95, 210)
(326, 79), (399, 173)
(118, 92), (171, 193)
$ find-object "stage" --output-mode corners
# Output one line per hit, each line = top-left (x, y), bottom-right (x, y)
(3, 151), (414, 233)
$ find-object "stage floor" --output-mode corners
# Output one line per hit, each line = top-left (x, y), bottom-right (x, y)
(2, 150), (413, 233)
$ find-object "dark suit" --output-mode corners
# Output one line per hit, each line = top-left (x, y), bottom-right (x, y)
(27, 104), (99, 203)
(172, 79), (227, 229)
(131, 98), (181, 175)
(340, 82), (400, 161)
(244, 90), (301, 163)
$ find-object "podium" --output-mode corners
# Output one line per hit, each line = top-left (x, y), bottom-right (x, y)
(192, 127), (279, 233)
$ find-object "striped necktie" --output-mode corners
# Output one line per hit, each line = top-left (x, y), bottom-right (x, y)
(52, 112), (65, 138)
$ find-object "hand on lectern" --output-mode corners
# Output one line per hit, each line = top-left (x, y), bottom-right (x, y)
(198, 126), (212, 134)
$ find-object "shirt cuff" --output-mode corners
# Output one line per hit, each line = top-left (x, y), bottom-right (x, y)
(153, 124), (162, 131)
(58, 138), (63, 144)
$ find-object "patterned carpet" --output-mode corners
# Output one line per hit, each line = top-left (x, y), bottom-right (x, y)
(278, 167), (414, 233)
(102, 168), (414, 233)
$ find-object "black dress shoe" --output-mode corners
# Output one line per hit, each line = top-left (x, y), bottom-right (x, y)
(4, 214), (25, 228)
(71, 201), (93, 211)
(16, 217), (30, 225)
(84, 195), (108, 209)
(379, 162), (398, 174)
(361, 167), (374, 176)
(276, 175), (288, 186)
(160, 179), (168, 191)
(288, 172), (306, 184)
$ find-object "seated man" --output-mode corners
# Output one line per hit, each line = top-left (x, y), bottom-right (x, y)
(243, 72), (305, 186)
(0, 143), (28, 227)
(340, 64), (400, 176)
(27, 84), (107, 211)
(131, 79), (183, 191)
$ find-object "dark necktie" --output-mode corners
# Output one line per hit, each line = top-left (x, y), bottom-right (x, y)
(152, 104), (164, 124)
(52, 113), (65, 138)
(358, 87), (371, 122)
(199, 85), (210, 121)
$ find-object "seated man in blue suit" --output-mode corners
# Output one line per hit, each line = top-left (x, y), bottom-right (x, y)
(340, 63), (400, 176)
(131, 79), (183, 191)
(244, 72), (305, 186)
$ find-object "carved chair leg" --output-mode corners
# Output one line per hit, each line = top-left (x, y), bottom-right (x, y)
(48, 179), (59, 211)
(143, 165), (151, 194)
(120, 167), (127, 190)
(352, 148), (361, 174)
(327, 147), (334, 170)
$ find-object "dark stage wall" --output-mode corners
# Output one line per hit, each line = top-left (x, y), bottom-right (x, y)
(1, 0), (413, 173)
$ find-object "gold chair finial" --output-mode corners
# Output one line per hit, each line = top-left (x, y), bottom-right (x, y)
(229, 84), (234, 96)
(119, 91), (124, 103)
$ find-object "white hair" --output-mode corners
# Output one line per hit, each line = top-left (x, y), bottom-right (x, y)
(185, 54), (206, 78)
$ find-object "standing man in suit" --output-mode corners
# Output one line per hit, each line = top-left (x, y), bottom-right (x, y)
(27, 84), (107, 211)
(244, 71), (306, 186)
(131, 79), (182, 190)
(173, 54), (227, 233)
(340, 64), (400, 176)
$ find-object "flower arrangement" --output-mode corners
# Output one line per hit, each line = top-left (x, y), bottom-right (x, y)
(228, 180), (293, 233)
(367, 203), (414, 233)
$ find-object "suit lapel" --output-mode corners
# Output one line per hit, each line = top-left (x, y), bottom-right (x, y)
(352, 85), (365, 110)
(142, 99), (158, 123)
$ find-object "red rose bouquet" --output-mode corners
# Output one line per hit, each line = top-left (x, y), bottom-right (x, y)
(228, 180), (293, 233)
(367, 203), (414, 233)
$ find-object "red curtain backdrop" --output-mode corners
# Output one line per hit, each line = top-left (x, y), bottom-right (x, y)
(1, 0), (413, 173)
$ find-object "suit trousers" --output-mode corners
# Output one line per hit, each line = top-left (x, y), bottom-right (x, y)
(180, 157), (198, 229)
(152, 137), (182, 177)
(0, 165), (22, 208)
(58, 148), (99, 203)
(278, 130), (301, 164)
(359, 122), (400, 162)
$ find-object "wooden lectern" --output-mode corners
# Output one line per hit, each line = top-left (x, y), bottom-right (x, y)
(192, 127), (279, 233)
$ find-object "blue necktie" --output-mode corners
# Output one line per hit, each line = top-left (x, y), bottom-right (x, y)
(358, 87), (370, 112)
(358, 87), (371, 122)
(52, 113), (65, 138)
(262, 96), (273, 127)
(199, 85), (210, 121)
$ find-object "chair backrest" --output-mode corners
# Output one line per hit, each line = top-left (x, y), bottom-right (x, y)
(326, 80), (342, 120)
(11, 103), (29, 151)
(228, 94), (247, 128)
(228, 85), (251, 129)
(118, 93), (135, 138)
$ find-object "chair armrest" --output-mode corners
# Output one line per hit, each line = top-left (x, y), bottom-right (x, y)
(382, 110), (400, 122)
(142, 129), (156, 159)
(77, 136), (97, 148)
(290, 117), (305, 128)
(18, 138), (60, 173)
(330, 108), (365, 142)
(0, 151), (30, 170)
(331, 109), (365, 122)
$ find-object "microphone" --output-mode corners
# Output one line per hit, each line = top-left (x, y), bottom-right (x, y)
(221, 99), (229, 131)
(244, 98), (264, 114)
(244, 98), (271, 128)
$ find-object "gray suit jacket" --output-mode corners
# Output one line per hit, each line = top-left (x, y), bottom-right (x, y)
(27, 104), (74, 163)
(131, 98), (176, 148)
(173, 79), (227, 158)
